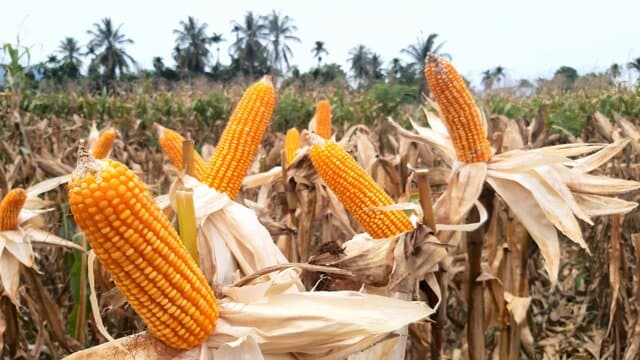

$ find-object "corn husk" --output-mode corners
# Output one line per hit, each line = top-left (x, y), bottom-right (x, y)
(391, 113), (640, 286)
(0, 176), (81, 305)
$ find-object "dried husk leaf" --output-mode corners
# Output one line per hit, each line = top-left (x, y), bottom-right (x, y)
(309, 234), (397, 286)
(388, 118), (454, 164)
(488, 149), (568, 172)
(242, 167), (282, 189)
(572, 193), (638, 216)
(569, 139), (629, 173)
(212, 270), (432, 359)
(0, 251), (20, 305)
(487, 176), (560, 286)
(173, 176), (297, 286)
(565, 173), (640, 195)
(488, 169), (589, 252)
(434, 162), (487, 228)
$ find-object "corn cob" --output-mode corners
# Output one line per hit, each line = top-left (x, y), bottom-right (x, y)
(310, 141), (414, 238)
(425, 54), (492, 163)
(284, 128), (301, 166)
(91, 128), (117, 159)
(68, 152), (218, 349)
(0, 188), (27, 231)
(156, 124), (207, 180)
(314, 99), (332, 139)
(203, 76), (275, 198)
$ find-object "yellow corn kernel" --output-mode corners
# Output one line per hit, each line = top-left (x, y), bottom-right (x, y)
(0, 188), (26, 231)
(314, 99), (332, 139)
(156, 124), (207, 180)
(68, 153), (218, 349)
(91, 128), (117, 159)
(425, 54), (492, 163)
(203, 76), (275, 198)
(284, 128), (301, 166)
(310, 141), (414, 239)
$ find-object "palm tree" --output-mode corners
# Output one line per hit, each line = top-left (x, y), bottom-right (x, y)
(152, 57), (165, 73)
(263, 11), (300, 78)
(402, 33), (447, 94)
(609, 63), (621, 80)
(57, 37), (82, 78)
(231, 11), (269, 79)
(312, 41), (328, 68)
(370, 53), (384, 80)
(492, 66), (505, 88)
(388, 57), (402, 82)
(86, 18), (135, 85)
(173, 16), (213, 73)
(211, 32), (225, 64)
(627, 58), (640, 76)
(348, 44), (372, 88)
(481, 70), (494, 91)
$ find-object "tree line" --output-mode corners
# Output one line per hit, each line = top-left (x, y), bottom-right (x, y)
(3, 11), (640, 93)
(5, 12), (450, 92)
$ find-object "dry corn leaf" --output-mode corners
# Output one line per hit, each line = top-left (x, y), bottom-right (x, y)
(504, 292), (532, 324)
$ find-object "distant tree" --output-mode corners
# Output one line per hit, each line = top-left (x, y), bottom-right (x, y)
(370, 53), (384, 80)
(517, 79), (534, 88)
(153, 56), (165, 73)
(627, 58), (640, 76)
(173, 16), (213, 74)
(609, 63), (621, 80)
(56, 37), (82, 79)
(312, 41), (328, 68)
(230, 11), (269, 79)
(402, 33), (447, 94)
(481, 69), (494, 91)
(86, 18), (135, 86)
(348, 44), (372, 88)
(263, 11), (300, 78)
(211, 32), (225, 64)
(492, 66), (505, 88)
(553, 66), (578, 90)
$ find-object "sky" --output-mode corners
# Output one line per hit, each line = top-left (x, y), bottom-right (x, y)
(2, 0), (640, 87)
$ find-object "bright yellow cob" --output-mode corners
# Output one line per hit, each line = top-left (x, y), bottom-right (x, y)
(425, 54), (492, 163)
(0, 188), (26, 231)
(91, 128), (117, 159)
(284, 128), (301, 166)
(203, 76), (275, 198)
(155, 124), (207, 180)
(310, 141), (414, 239)
(68, 153), (218, 349)
(314, 99), (332, 139)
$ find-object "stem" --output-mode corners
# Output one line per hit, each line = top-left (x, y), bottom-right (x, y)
(416, 168), (444, 359)
(416, 169), (436, 231)
(182, 137), (195, 177)
(467, 205), (485, 359)
(281, 149), (299, 262)
(176, 188), (199, 263)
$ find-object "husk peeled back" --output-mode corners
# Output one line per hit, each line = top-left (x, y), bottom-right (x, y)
(66, 175), (433, 359)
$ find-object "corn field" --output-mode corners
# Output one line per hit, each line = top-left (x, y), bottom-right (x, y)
(2, 54), (640, 360)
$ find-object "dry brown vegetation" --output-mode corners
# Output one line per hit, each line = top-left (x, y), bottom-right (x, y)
(2, 82), (640, 359)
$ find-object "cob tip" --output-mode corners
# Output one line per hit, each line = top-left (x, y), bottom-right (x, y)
(425, 53), (448, 75)
(75, 142), (103, 179)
